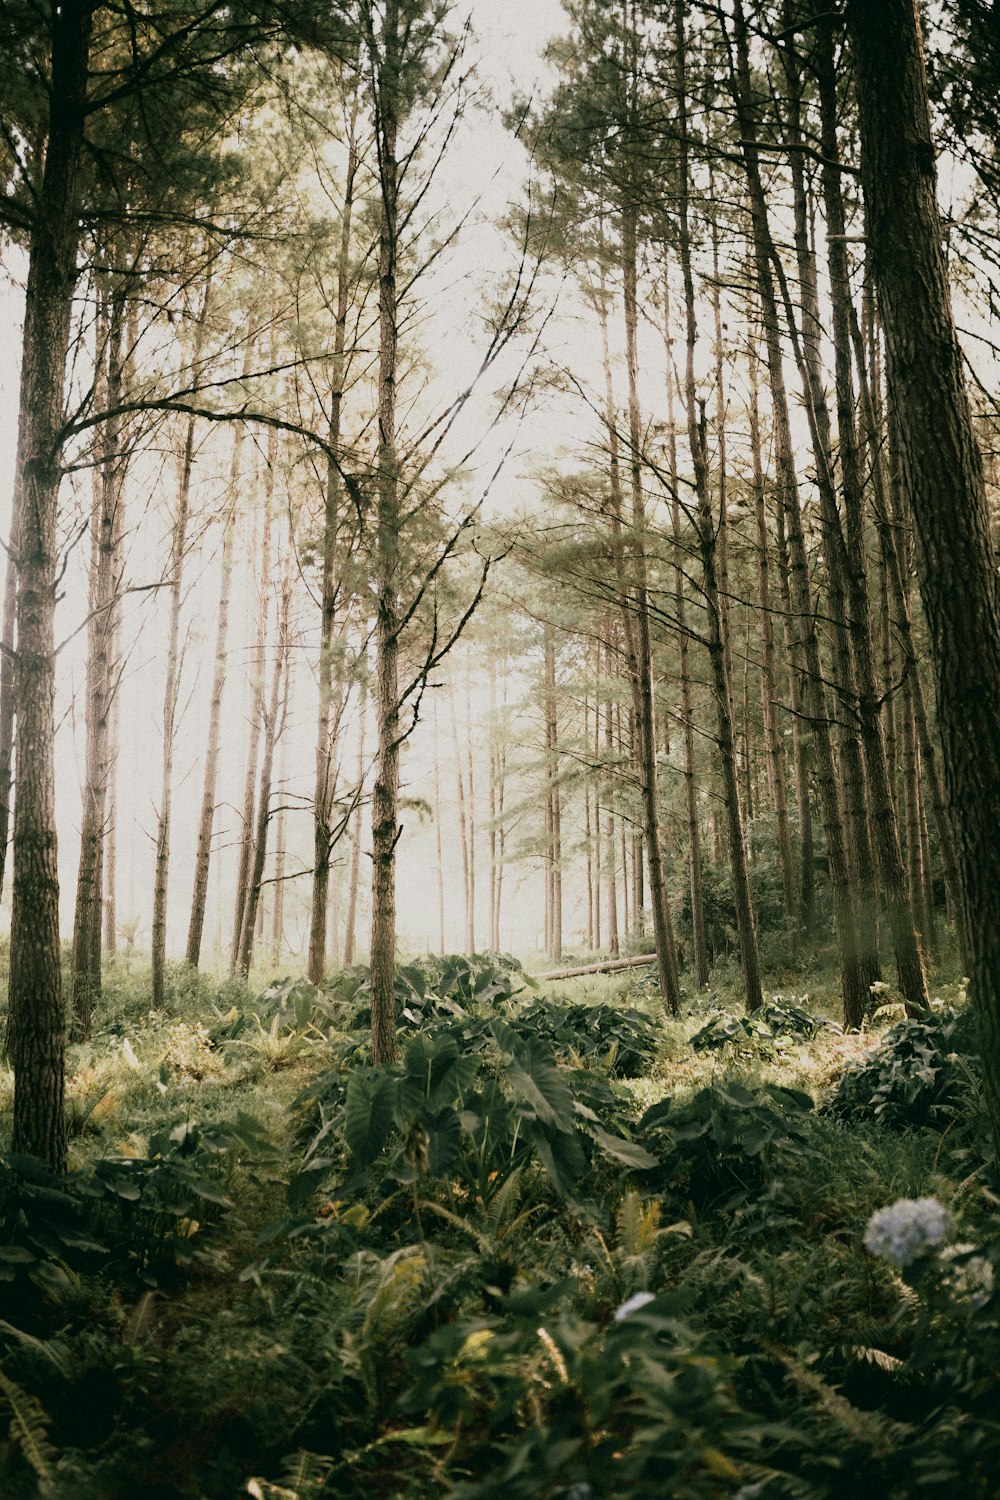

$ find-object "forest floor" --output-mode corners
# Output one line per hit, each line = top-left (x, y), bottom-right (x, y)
(0, 942), (996, 1499)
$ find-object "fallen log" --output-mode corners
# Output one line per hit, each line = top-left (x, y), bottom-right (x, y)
(536, 953), (659, 982)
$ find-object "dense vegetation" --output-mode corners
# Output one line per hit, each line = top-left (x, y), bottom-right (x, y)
(3, 0), (1000, 1492)
(0, 944), (996, 1497)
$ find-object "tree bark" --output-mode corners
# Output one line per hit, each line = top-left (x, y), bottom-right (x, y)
(150, 281), (211, 1011)
(307, 99), (359, 984)
(663, 278), (709, 986)
(185, 421), (247, 967)
(620, 202), (681, 1011)
(6, 0), (93, 1170)
(748, 336), (797, 947)
(815, 16), (928, 1014)
(237, 566), (291, 976)
(731, 0), (868, 1025)
(369, 0), (402, 1063)
(848, 0), (1000, 1152)
(677, 0), (762, 1012)
(230, 438), (274, 971)
(71, 271), (127, 1037)
(343, 676), (367, 967)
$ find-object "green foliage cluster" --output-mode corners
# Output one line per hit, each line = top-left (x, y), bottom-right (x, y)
(690, 998), (833, 1057)
(823, 1005), (984, 1137)
(0, 955), (997, 1497)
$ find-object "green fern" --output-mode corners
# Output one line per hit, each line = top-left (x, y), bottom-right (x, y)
(0, 1365), (56, 1492)
(616, 1190), (660, 1257)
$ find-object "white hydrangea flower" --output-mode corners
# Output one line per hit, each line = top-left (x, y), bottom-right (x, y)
(863, 1197), (952, 1268)
(613, 1290), (656, 1322)
(941, 1244), (995, 1309)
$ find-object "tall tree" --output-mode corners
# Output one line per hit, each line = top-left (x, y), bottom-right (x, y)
(847, 0), (1000, 1154)
(5, 0), (93, 1168)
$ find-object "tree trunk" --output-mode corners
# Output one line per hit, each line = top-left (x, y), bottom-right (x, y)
(815, 16), (929, 1014)
(677, 0), (762, 1012)
(308, 100), (359, 984)
(593, 649), (602, 950)
(848, 0), (1000, 1152)
(620, 205), (681, 1011)
(237, 566), (291, 976)
(778, 23), (883, 1000)
(71, 272), (126, 1037)
(6, 0), (93, 1170)
(544, 624), (561, 961)
(433, 693), (447, 954)
(230, 439), (274, 971)
(451, 688), (473, 951)
(186, 391), (248, 967)
(748, 336), (797, 946)
(343, 677), (367, 967)
(465, 666), (478, 953)
(731, 0), (867, 1025)
(663, 280), (709, 986)
(369, 0), (402, 1063)
(604, 654), (619, 960)
(151, 281), (210, 1010)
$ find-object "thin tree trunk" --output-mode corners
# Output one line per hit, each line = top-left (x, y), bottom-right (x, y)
(593, 647), (602, 950)
(749, 337), (797, 946)
(488, 663), (497, 951)
(369, 0), (403, 1064)
(775, 489), (816, 934)
(308, 100), (359, 984)
(677, 0), (762, 1012)
(544, 625), (561, 961)
(150, 279), (211, 1010)
(237, 566), (291, 976)
(343, 677), (367, 967)
(271, 657), (291, 961)
(778, 24), (883, 1000)
(433, 693), (447, 955)
(617, 701), (629, 940)
(451, 688), (473, 951)
(664, 281), (709, 986)
(186, 335), (253, 966)
(465, 665), (477, 953)
(620, 200), (682, 1012)
(231, 438), (274, 971)
(604, 672), (619, 961)
(71, 272), (126, 1037)
(731, 0), (867, 1025)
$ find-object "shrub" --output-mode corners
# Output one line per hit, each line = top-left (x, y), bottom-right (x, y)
(823, 1006), (983, 1138)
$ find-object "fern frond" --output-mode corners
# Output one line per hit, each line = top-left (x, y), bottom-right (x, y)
(0, 1322), (73, 1380)
(776, 1351), (912, 1456)
(848, 1345), (907, 1375)
(0, 1365), (56, 1490)
(486, 1167), (524, 1232)
(617, 1190), (643, 1257)
(616, 1191), (661, 1256)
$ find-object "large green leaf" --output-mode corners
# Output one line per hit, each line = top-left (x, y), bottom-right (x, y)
(344, 1070), (396, 1168)
(504, 1047), (575, 1132)
(587, 1126), (658, 1171)
(526, 1121), (586, 1195)
(424, 1108), (462, 1178)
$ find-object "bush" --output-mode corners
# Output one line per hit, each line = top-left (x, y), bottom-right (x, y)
(690, 997), (832, 1057)
(823, 1006), (982, 1135)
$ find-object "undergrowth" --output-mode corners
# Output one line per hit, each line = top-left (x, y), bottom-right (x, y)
(0, 950), (995, 1497)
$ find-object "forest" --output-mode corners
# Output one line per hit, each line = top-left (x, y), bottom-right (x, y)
(0, 0), (1000, 1494)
